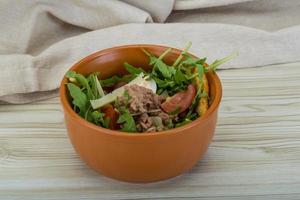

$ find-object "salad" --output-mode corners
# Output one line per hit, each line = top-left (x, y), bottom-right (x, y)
(65, 43), (236, 133)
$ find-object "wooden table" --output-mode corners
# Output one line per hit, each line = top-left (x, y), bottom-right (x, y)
(1, 62), (300, 200)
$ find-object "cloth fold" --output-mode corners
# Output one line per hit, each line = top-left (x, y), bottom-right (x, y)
(0, 0), (299, 103)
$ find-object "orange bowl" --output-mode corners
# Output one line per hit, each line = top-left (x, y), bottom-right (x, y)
(59, 44), (222, 183)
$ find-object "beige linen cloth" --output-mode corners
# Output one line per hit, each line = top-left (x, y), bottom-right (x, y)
(1, 0), (300, 103)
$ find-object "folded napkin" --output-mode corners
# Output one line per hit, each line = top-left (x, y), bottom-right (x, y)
(0, 0), (299, 103)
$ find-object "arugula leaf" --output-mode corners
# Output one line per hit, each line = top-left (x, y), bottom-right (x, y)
(196, 64), (204, 85)
(166, 119), (174, 129)
(207, 52), (238, 71)
(123, 90), (132, 106)
(143, 48), (174, 78)
(174, 69), (187, 84)
(100, 75), (121, 87)
(172, 41), (192, 67)
(124, 62), (145, 75)
(154, 59), (172, 78)
(77, 73), (95, 99)
(187, 73), (199, 80)
(113, 91), (136, 132)
(91, 111), (104, 124)
(169, 66), (177, 75)
(87, 72), (104, 99)
(141, 48), (151, 57)
(84, 105), (92, 121)
(158, 48), (172, 60)
(66, 71), (95, 100)
(156, 88), (164, 95)
(149, 56), (157, 66)
(182, 57), (206, 66)
(66, 71), (77, 78)
(114, 96), (121, 108)
(150, 76), (173, 88)
(100, 74), (135, 87)
(91, 111), (111, 128)
(188, 112), (198, 120)
(67, 83), (88, 117)
(91, 110), (111, 128)
(175, 119), (192, 128)
(103, 118), (111, 128)
(87, 74), (98, 99)
(117, 110), (137, 132)
(121, 74), (136, 82)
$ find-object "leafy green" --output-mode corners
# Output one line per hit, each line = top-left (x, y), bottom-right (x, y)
(206, 52), (238, 71)
(87, 72), (105, 99)
(172, 41), (192, 67)
(166, 119), (174, 129)
(114, 90), (136, 132)
(91, 110), (110, 128)
(114, 96), (121, 108)
(158, 48), (172, 60)
(151, 75), (174, 88)
(142, 45), (202, 96)
(87, 74), (98, 99)
(117, 109), (137, 132)
(174, 69), (187, 84)
(66, 71), (77, 78)
(84, 106), (92, 121)
(103, 118), (111, 128)
(91, 111), (104, 124)
(100, 74), (135, 87)
(123, 90), (131, 106)
(76, 75), (94, 99)
(154, 59), (173, 78)
(100, 75), (121, 87)
(197, 64), (204, 86)
(67, 83), (88, 117)
(143, 48), (174, 78)
(175, 119), (192, 128)
(124, 62), (145, 75)
(66, 71), (106, 123)
(66, 71), (94, 100)
(182, 56), (206, 66)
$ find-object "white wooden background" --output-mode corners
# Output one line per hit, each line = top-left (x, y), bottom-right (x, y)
(1, 62), (300, 200)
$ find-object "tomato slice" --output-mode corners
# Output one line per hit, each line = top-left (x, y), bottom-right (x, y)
(101, 104), (118, 129)
(161, 84), (196, 114)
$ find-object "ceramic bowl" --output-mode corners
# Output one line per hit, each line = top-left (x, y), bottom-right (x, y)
(59, 44), (222, 183)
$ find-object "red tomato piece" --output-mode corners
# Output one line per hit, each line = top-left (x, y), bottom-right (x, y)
(161, 84), (196, 114)
(101, 104), (118, 130)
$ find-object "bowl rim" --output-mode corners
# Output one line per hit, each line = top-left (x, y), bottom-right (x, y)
(59, 44), (222, 137)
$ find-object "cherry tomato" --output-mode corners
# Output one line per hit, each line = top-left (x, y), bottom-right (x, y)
(101, 104), (118, 129)
(161, 84), (196, 114)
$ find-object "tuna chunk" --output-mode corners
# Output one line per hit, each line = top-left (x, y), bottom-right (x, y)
(123, 84), (161, 114)
(119, 84), (171, 133)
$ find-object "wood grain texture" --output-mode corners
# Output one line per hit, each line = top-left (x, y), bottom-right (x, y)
(1, 62), (300, 200)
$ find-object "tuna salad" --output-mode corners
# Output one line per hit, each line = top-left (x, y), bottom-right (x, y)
(65, 43), (236, 133)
